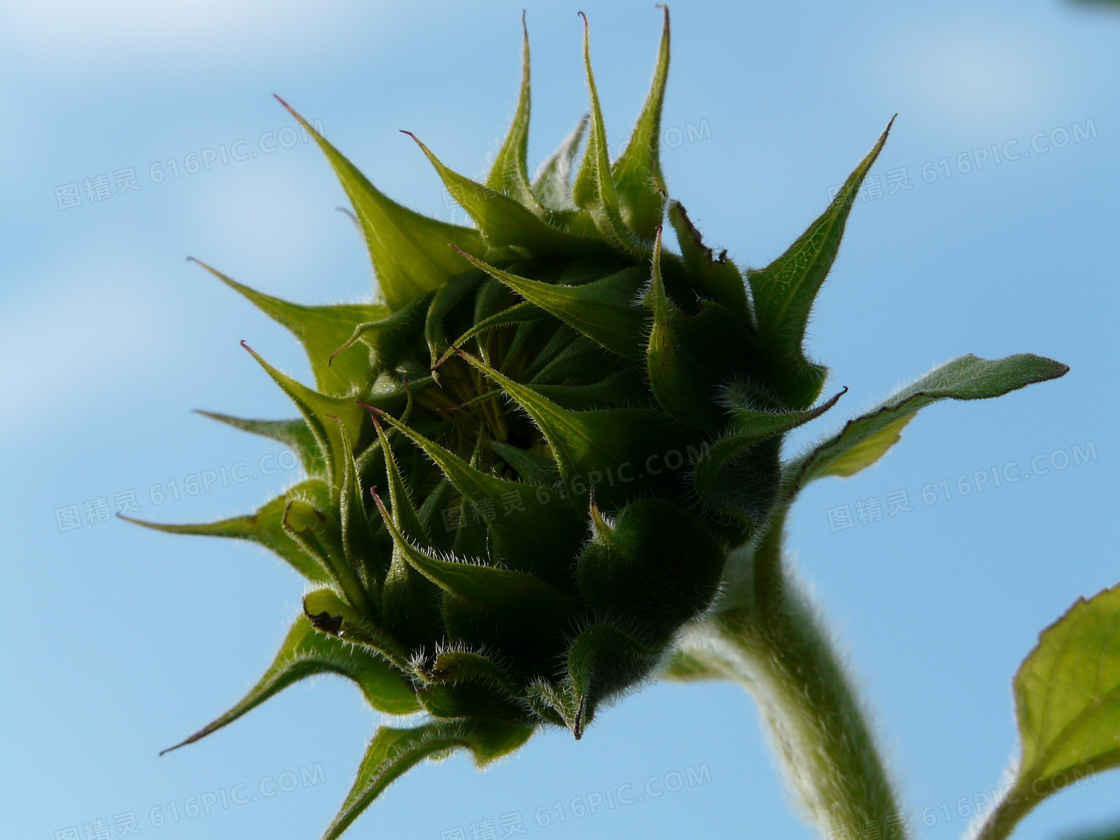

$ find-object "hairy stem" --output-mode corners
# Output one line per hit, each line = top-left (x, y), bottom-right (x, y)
(682, 509), (907, 839)
(968, 783), (1039, 840)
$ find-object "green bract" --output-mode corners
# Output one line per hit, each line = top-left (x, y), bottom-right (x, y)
(133, 10), (1068, 839)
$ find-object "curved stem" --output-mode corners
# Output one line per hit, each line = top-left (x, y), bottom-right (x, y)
(683, 510), (908, 839)
(968, 784), (1039, 840)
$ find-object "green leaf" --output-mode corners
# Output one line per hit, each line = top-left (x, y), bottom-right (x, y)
(971, 585), (1120, 840)
(328, 292), (432, 374)
(532, 114), (588, 211)
(522, 327), (594, 382)
(123, 479), (332, 582)
(366, 406), (445, 643)
(370, 489), (575, 619)
(645, 229), (726, 428)
(570, 13), (637, 251)
(453, 249), (648, 361)
(457, 350), (680, 505)
(724, 381), (845, 438)
(411, 648), (527, 719)
(368, 409), (428, 543)
(358, 369), (422, 417)
(746, 118), (894, 409)
(472, 274), (514, 328)
(485, 13), (541, 212)
(274, 96), (485, 310)
(695, 387), (845, 520)
(190, 258), (383, 396)
(524, 680), (573, 729)
(415, 681), (524, 720)
(322, 719), (533, 840)
(666, 201), (749, 315)
(370, 405), (584, 580)
(422, 649), (522, 697)
(282, 498), (378, 619)
(785, 353), (1069, 496)
(577, 498), (725, 637)
(532, 367), (651, 411)
(194, 411), (324, 475)
(488, 439), (559, 485)
(610, 5), (670, 240)
(1017, 584), (1120, 780)
(404, 131), (607, 257)
(241, 341), (368, 491)
(564, 623), (663, 738)
(328, 416), (379, 594)
(424, 270), (484, 367)
(160, 614), (419, 756)
(302, 588), (411, 670)
(442, 301), (549, 366)
(697, 437), (782, 536)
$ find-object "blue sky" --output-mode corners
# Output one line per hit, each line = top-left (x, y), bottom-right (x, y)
(2, 1), (1118, 839)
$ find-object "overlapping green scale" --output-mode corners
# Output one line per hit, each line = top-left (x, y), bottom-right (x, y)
(133, 10), (1067, 839)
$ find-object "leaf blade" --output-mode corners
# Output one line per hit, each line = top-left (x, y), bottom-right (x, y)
(1016, 585), (1120, 780)
(454, 249), (647, 361)
(191, 258), (383, 395)
(485, 13), (540, 210)
(785, 353), (1069, 495)
(275, 96), (485, 310)
(194, 411), (324, 475)
(405, 131), (608, 257)
(747, 119), (894, 408)
(123, 479), (333, 582)
(322, 719), (533, 840)
(610, 6), (670, 239)
(532, 115), (588, 211)
(161, 614), (418, 755)
(973, 585), (1120, 840)
(570, 13), (637, 250)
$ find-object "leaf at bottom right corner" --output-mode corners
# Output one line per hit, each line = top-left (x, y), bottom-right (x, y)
(1012, 583), (1120, 802)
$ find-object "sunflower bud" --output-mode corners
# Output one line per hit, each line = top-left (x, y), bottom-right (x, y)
(132, 9), (1067, 839)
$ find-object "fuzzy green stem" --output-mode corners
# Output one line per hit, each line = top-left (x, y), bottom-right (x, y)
(968, 783), (1039, 840)
(684, 510), (907, 840)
